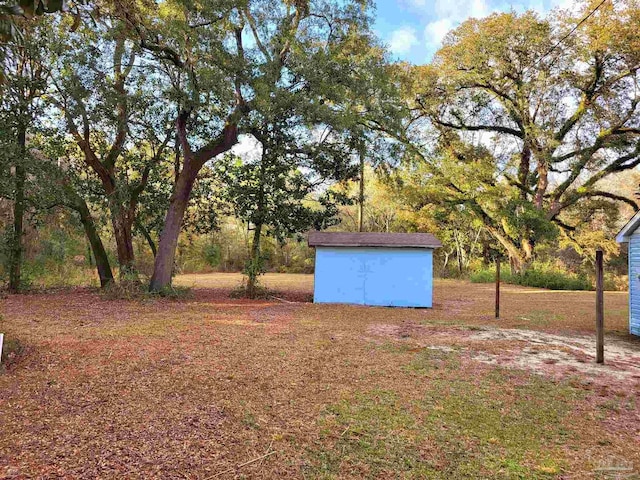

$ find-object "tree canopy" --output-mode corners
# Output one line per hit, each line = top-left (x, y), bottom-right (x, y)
(393, 2), (640, 271)
(1, 0), (638, 291)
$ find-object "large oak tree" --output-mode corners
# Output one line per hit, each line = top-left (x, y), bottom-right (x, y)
(400, 2), (640, 271)
(119, 0), (385, 291)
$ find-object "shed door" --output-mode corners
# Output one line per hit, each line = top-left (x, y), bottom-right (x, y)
(363, 249), (433, 307)
(629, 233), (640, 335)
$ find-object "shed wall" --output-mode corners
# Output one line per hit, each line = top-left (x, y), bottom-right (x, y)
(313, 247), (433, 308)
(630, 231), (640, 335)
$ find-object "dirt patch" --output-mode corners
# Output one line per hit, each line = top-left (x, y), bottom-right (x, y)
(366, 321), (640, 392)
(366, 322), (472, 340)
(468, 328), (640, 384)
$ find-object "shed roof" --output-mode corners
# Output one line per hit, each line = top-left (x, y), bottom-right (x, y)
(616, 211), (640, 244)
(308, 231), (442, 249)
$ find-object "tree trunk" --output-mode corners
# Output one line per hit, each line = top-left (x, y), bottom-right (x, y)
(77, 201), (115, 288)
(534, 161), (548, 210)
(149, 166), (199, 291)
(482, 238), (491, 267)
(247, 223), (263, 299)
(8, 126), (26, 293)
(443, 250), (452, 276)
(105, 191), (136, 277)
(61, 182), (114, 287)
(86, 239), (94, 268)
(510, 255), (524, 275)
(135, 218), (157, 257)
(485, 226), (531, 275)
(247, 151), (267, 299)
(110, 205), (136, 277)
(149, 116), (239, 292)
(518, 145), (531, 200)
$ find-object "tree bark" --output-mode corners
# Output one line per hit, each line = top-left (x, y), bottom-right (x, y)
(149, 165), (200, 291)
(110, 203), (136, 276)
(247, 222), (263, 299)
(246, 149), (267, 298)
(76, 200), (115, 288)
(149, 119), (239, 292)
(59, 181), (114, 287)
(484, 225), (530, 275)
(135, 218), (157, 257)
(8, 125), (26, 293)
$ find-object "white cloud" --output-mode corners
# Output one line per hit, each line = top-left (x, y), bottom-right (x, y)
(434, 0), (490, 21)
(398, 0), (580, 62)
(388, 26), (419, 55)
(406, 0), (488, 19)
(419, 0), (499, 56)
(425, 18), (454, 45)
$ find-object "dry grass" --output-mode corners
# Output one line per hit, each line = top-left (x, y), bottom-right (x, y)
(1, 274), (639, 479)
(178, 274), (631, 335)
(176, 272), (315, 297)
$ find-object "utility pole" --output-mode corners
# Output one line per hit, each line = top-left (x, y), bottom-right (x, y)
(358, 143), (365, 232)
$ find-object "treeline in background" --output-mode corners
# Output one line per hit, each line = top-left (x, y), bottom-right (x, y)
(2, 165), (636, 292)
(1, 0), (639, 295)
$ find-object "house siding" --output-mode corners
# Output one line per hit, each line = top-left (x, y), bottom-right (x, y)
(629, 231), (640, 336)
(313, 247), (434, 308)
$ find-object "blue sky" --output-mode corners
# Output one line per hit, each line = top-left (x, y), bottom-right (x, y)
(373, 0), (575, 64)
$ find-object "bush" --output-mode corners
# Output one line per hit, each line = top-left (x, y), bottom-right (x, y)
(604, 273), (628, 292)
(517, 269), (592, 291)
(471, 265), (593, 291)
(469, 269), (500, 284)
(101, 277), (193, 300)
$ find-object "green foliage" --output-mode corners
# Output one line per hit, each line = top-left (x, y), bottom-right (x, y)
(229, 278), (270, 300)
(394, 4), (640, 270)
(471, 264), (594, 291)
(145, 284), (193, 300)
(203, 243), (221, 269)
(243, 252), (265, 286)
(1, 0), (636, 291)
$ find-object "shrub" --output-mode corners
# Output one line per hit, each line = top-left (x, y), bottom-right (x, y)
(517, 268), (592, 291)
(604, 273), (628, 292)
(469, 269), (500, 284)
(229, 276), (271, 299)
(471, 264), (593, 291)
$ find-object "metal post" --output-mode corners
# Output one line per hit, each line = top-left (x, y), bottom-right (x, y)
(596, 249), (604, 364)
(495, 259), (501, 319)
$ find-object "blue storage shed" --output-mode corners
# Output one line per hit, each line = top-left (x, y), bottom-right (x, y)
(616, 212), (640, 336)
(308, 232), (442, 308)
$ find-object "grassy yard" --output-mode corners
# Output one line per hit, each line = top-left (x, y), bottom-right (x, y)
(1, 274), (639, 479)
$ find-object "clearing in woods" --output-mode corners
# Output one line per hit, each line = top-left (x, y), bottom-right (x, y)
(1, 274), (639, 479)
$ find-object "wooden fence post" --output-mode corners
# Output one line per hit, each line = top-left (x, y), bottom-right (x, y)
(596, 249), (604, 364)
(495, 259), (501, 319)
